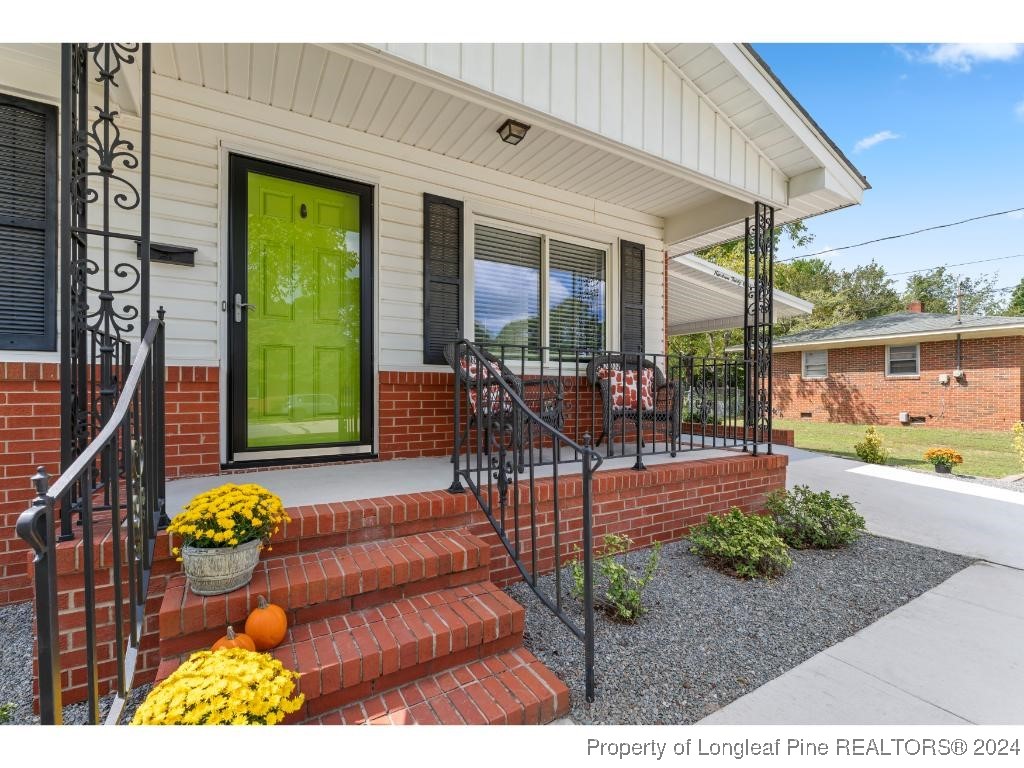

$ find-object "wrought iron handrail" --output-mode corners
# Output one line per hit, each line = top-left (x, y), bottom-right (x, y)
(17, 314), (166, 725)
(447, 339), (600, 702)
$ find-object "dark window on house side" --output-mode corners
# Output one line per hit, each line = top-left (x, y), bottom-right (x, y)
(0, 93), (57, 350)
(422, 194), (464, 365)
(887, 344), (920, 376)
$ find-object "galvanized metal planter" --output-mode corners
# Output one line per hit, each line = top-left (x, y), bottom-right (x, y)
(182, 538), (262, 595)
(934, 463), (952, 474)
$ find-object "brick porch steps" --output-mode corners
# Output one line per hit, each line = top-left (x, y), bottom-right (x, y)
(267, 491), (480, 558)
(156, 581), (528, 722)
(306, 648), (570, 725)
(158, 530), (490, 656)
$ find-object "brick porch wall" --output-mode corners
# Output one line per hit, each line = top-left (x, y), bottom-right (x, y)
(0, 363), (220, 607)
(773, 336), (1024, 431)
(45, 451), (787, 706)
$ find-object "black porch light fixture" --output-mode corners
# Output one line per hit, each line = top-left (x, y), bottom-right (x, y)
(497, 118), (530, 145)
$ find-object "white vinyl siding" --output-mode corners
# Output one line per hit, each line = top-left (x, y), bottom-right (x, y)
(0, 46), (666, 367)
(374, 43), (787, 206)
(801, 350), (828, 379)
(886, 344), (920, 377)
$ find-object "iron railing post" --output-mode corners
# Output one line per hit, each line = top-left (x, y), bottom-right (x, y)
(16, 468), (62, 724)
(448, 342), (465, 493)
(582, 434), (596, 703)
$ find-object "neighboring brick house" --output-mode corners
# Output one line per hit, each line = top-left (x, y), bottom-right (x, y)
(773, 302), (1024, 431)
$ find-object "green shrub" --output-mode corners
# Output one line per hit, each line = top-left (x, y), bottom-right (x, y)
(689, 508), (791, 579)
(766, 485), (865, 549)
(854, 425), (889, 464)
(0, 702), (12, 724)
(569, 533), (661, 623)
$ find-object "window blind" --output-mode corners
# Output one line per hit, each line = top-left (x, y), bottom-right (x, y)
(887, 345), (919, 375)
(473, 224), (541, 351)
(802, 350), (828, 378)
(548, 239), (605, 353)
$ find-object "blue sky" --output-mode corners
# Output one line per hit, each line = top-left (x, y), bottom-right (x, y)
(753, 43), (1024, 297)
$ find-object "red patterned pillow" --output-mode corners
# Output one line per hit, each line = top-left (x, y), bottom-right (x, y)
(460, 359), (512, 414)
(597, 366), (655, 412)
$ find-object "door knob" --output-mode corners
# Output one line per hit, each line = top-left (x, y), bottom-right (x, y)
(234, 293), (256, 323)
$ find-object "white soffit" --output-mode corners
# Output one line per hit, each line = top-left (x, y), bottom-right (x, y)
(666, 253), (812, 335)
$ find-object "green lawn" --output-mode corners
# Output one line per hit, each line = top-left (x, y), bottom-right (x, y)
(776, 419), (1022, 479)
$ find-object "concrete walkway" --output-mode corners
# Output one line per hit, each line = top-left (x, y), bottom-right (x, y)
(782, 446), (1024, 569)
(702, 562), (1024, 724)
(702, 446), (1024, 725)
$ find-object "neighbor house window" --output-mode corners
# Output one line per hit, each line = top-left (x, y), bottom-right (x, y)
(802, 350), (828, 379)
(473, 223), (607, 355)
(886, 344), (919, 376)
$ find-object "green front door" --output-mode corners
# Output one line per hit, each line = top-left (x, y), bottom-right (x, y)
(230, 157), (372, 457)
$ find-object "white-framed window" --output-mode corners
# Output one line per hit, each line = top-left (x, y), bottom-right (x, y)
(471, 221), (608, 355)
(886, 343), (920, 376)
(802, 350), (828, 379)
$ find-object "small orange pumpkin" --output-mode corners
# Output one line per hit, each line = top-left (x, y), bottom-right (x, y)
(211, 625), (255, 652)
(244, 595), (288, 650)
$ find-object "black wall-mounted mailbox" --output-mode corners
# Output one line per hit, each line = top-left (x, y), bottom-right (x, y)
(136, 241), (197, 267)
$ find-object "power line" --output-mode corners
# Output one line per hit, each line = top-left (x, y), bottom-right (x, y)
(886, 253), (1024, 277)
(779, 206), (1024, 263)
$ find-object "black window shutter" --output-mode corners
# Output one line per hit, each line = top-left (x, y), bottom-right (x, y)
(0, 93), (57, 351)
(422, 194), (464, 364)
(620, 239), (646, 354)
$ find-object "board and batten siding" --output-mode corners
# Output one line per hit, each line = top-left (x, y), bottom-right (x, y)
(0, 46), (666, 369)
(372, 43), (788, 206)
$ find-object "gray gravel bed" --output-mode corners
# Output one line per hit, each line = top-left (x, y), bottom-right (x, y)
(506, 535), (972, 724)
(0, 599), (150, 725)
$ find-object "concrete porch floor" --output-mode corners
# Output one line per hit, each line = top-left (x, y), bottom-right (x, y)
(166, 445), (741, 515)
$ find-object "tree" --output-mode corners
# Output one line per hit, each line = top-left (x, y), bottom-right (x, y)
(1005, 278), (1024, 316)
(902, 267), (1003, 316)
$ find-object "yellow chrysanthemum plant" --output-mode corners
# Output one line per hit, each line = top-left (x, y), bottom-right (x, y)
(923, 447), (963, 471)
(169, 483), (289, 555)
(132, 648), (304, 725)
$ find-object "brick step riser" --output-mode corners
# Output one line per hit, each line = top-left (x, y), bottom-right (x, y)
(310, 649), (571, 725)
(294, 632), (523, 721)
(159, 564), (490, 658)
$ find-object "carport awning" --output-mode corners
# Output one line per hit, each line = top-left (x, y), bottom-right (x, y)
(666, 254), (812, 336)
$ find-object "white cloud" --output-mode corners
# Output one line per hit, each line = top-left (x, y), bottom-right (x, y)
(1009, 210), (1024, 220)
(919, 43), (1022, 72)
(854, 130), (902, 153)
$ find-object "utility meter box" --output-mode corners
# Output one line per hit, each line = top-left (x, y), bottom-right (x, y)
(938, 374), (950, 385)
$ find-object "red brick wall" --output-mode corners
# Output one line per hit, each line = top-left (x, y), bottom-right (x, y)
(0, 363), (60, 606)
(0, 363), (220, 607)
(166, 366), (220, 478)
(774, 336), (1024, 430)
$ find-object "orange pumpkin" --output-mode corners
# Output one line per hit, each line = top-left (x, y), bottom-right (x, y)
(244, 596), (288, 650)
(211, 625), (255, 652)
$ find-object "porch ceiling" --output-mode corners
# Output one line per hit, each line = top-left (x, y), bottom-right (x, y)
(149, 43), (865, 249)
(666, 253), (812, 336)
(150, 43), (719, 219)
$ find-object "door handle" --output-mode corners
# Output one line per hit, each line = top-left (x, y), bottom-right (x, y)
(234, 292), (256, 323)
